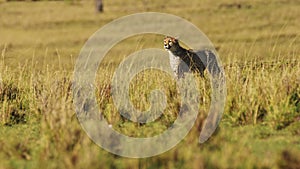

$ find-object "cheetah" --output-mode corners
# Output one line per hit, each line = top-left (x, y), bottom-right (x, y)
(164, 36), (212, 79)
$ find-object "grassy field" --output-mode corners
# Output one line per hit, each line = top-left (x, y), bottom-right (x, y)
(0, 0), (299, 168)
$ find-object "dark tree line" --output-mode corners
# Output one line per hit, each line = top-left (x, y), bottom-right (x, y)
(6, 0), (104, 13)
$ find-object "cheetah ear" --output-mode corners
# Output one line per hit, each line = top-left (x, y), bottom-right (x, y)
(174, 36), (179, 43)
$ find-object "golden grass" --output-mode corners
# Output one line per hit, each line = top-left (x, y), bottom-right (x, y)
(0, 0), (299, 168)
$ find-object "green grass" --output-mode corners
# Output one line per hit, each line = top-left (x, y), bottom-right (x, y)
(0, 0), (299, 168)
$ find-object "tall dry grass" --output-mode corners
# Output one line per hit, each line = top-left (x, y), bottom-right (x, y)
(0, 0), (299, 168)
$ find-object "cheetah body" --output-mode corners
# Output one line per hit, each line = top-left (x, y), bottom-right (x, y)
(164, 36), (206, 79)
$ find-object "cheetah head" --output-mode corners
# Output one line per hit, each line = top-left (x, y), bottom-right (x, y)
(164, 36), (179, 50)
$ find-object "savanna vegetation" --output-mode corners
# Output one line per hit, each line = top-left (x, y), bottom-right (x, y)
(0, 0), (299, 168)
